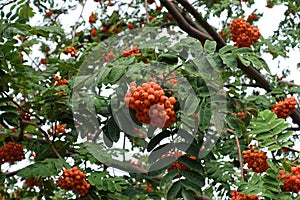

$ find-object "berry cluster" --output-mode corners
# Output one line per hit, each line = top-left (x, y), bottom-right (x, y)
(121, 46), (141, 57)
(243, 149), (269, 173)
(40, 58), (47, 65)
(57, 167), (91, 197)
(247, 12), (258, 22)
(89, 12), (96, 24)
(230, 18), (260, 48)
(161, 152), (196, 173)
(45, 10), (53, 18)
(143, 182), (154, 192)
(233, 111), (247, 121)
(91, 28), (97, 37)
(124, 82), (176, 128)
(47, 124), (67, 136)
(101, 25), (120, 35)
(231, 190), (259, 200)
(103, 52), (115, 62)
(25, 177), (42, 188)
(278, 166), (300, 193)
(63, 46), (77, 57)
(165, 152), (189, 172)
(219, 29), (227, 39)
(53, 74), (68, 86)
(0, 142), (25, 164)
(127, 23), (135, 30)
(271, 97), (297, 119)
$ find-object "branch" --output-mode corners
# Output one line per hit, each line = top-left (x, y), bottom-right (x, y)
(278, 80), (299, 87)
(144, 0), (150, 23)
(177, 0), (226, 49)
(1, 169), (19, 178)
(160, 0), (212, 42)
(194, 195), (212, 200)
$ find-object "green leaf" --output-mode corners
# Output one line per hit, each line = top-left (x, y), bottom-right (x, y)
(178, 156), (203, 173)
(204, 40), (217, 54)
(220, 53), (238, 68)
(167, 181), (181, 200)
(268, 144), (281, 151)
(147, 130), (171, 152)
(158, 53), (178, 64)
(218, 45), (236, 54)
(226, 115), (244, 137)
(180, 169), (205, 188)
(184, 93), (199, 116)
(259, 138), (277, 147)
(84, 142), (112, 165)
(232, 47), (252, 54)
(106, 117), (120, 142)
(271, 123), (289, 136)
(266, 160), (277, 171)
(108, 65), (127, 83)
(0, 174), (5, 184)
(198, 98), (212, 131)
(0, 112), (19, 119)
(17, 158), (70, 179)
(160, 169), (179, 188)
(148, 143), (174, 163)
(238, 56), (251, 66)
(0, 97), (12, 103)
(181, 179), (202, 195)
(181, 189), (195, 200)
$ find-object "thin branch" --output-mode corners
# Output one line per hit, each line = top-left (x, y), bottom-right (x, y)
(180, 9), (211, 37)
(278, 80), (299, 87)
(194, 195), (212, 200)
(25, 0), (30, 19)
(282, 146), (300, 153)
(0, 0), (15, 10)
(177, 0), (226, 49)
(22, 120), (63, 159)
(144, 0), (150, 23)
(224, 83), (261, 88)
(287, 127), (300, 131)
(72, 0), (87, 44)
(160, 0), (212, 42)
(1, 169), (19, 178)
(234, 135), (244, 181)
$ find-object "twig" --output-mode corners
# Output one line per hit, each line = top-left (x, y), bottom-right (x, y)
(0, 0), (15, 10)
(282, 146), (300, 153)
(25, 0), (30, 19)
(72, 0), (87, 44)
(235, 135), (244, 181)
(144, 0), (150, 23)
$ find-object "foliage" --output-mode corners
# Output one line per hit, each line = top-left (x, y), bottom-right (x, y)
(0, 0), (299, 199)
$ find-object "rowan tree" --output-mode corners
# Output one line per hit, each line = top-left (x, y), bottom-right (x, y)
(0, 0), (299, 199)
